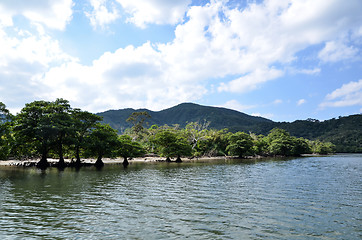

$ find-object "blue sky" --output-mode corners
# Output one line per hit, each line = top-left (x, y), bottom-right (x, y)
(0, 0), (361, 122)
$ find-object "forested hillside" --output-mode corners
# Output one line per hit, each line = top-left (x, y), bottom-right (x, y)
(98, 103), (272, 132)
(277, 115), (362, 153)
(97, 103), (362, 153)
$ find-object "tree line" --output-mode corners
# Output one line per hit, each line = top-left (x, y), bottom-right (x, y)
(0, 99), (335, 169)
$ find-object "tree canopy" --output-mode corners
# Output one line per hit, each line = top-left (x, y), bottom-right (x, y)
(0, 99), (337, 169)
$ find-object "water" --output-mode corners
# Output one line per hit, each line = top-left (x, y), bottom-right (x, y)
(0, 154), (361, 239)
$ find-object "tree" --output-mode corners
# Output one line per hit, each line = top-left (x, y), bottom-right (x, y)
(71, 109), (102, 167)
(185, 120), (210, 150)
(49, 99), (73, 168)
(151, 130), (192, 162)
(0, 102), (13, 160)
(291, 137), (311, 156)
(117, 135), (145, 166)
(226, 132), (254, 158)
(84, 123), (120, 168)
(14, 100), (56, 169)
(310, 140), (336, 154)
(266, 128), (294, 156)
(250, 133), (269, 156)
(126, 111), (151, 140)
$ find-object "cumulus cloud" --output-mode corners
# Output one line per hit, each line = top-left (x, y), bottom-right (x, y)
(251, 112), (274, 119)
(320, 79), (362, 108)
(0, 21), (76, 112)
(36, 42), (207, 112)
(318, 41), (359, 62)
(86, 0), (121, 29)
(218, 68), (284, 93)
(0, 0), (73, 30)
(1, 0), (362, 114)
(297, 99), (306, 106)
(221, 100), (255, 112)
(116, 0), (191, 28)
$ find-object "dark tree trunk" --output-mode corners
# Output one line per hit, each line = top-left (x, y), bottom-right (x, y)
(74, 145), (81, 168)
(94, 155), (104, 168)
(122, 156), (129, 168)
(37, 148), (49, 169)
(175, 156), (182, 163)
(57, 146), (66, 169)
(56, 134), (66, 169)
(166, 157), (171, 162)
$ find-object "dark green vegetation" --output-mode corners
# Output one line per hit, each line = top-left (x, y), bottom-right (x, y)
(97, 103), (362, 153)
(0, 100), (337, 170)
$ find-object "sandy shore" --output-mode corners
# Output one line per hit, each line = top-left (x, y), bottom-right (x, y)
(0, 156), (232, 167)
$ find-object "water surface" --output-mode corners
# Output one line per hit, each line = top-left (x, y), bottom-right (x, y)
(0, 154), (361, 239)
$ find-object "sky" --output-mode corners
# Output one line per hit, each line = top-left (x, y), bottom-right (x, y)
(0, 0), (361, 122)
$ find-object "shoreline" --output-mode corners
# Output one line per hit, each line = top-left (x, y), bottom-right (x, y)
(0, 154), (337, 168)
(0, 156), (235, 167)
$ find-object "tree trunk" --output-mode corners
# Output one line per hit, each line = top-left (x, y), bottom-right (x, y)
(58, 143), (66, 169)
(122, 156), (129, 167)
(175, 156), (182, 163)
(166, 157), (171, 162)
(37, 147), (49, 169)
(74, 145), (81, 168)
(94, 155), (104, 168)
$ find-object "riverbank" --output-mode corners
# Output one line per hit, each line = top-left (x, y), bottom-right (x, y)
(0, 154), (334, 167)
(0, 156), (237, 167)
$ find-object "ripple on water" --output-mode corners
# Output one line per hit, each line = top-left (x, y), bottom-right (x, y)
(0, 154), (361, 239)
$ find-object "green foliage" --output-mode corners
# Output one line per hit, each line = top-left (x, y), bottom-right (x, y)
(13, 100), (57, 162)
(309, 140), (336, 155)
(0, 102), (13, 160)
(265, 128), (311, 156)
(194, 129), (229, 157)
(0, 99), (340, 163)
(185, 120), (210, 150)
(97, 103), (272, 134)
(84, 123), (120, 161)
(126, 111), (151, 140)
(71, 108), (102, 162)
(226, 132), (254, 157)
(97, 103), (362, 153)
(118, 135), (145, 160)
(151, 130), (192, 158)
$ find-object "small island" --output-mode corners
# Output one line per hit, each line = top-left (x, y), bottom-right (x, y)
(0, 99), (336, 170)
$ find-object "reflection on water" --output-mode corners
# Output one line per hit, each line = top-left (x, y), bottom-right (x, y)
(0, 155), (361, 239)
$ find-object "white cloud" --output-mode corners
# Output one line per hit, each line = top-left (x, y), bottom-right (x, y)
(1, 0), (362, 114)
(0, 18), (76, 112)
(318, 41), (359, 62)
(160, 0), (362, 94)
(116, 0), (191, 28)
(86, 0), (121, 29)
(221, 100), (255, 112)
(251, 112), (274, 119)
(292, 68), (321, 75)
(36, 42), (207, 112)
(320, 79), (362, 108)
(0, 0), (73, 30)
(218, 68), (284, 93)
(297, 99), (306, 106)
(273, 99), (283, 105)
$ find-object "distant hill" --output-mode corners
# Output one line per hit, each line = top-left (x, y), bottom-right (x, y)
(97, 103), (362, 153)
(97, 103), (273, 133)
(276, 115), (362, 153)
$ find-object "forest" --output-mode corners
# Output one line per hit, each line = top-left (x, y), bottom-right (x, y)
(0, 99), (335, 169)
(98, 103), (362, 153)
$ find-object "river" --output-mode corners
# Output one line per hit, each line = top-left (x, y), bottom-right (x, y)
(0, 154), (361, 239)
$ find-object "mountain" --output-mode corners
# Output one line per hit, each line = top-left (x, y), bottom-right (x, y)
(97, 102), (273, 133)
(97, 102), (362, 153)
